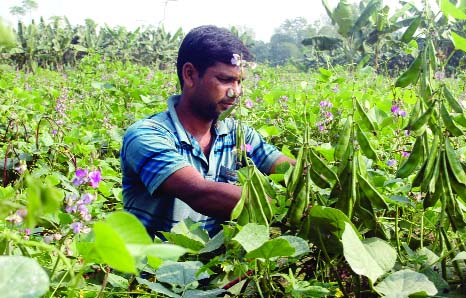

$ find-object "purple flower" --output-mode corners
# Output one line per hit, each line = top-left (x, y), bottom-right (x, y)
(402, 151), (410, 158)
(391, 105), (399, 114)
(75, 168), (88, 178)
(387, 159), (397, 167)
(325, 111), (333, 120)
(332, 84), (339, 93)
(435, 71), (445, 81)
(241, 143), (253, 153)
(88, 170), (102, 188)
(245, 99), (254, 109)
(44, 235), (53, 244)
(280, 96), (289, 102)
(81, 193), (95, 204)
(231, 54), (241, 66)
(70, 222), (83, 234)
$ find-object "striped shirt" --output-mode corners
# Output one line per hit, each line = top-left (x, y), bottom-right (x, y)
(120, 95), (282, 236)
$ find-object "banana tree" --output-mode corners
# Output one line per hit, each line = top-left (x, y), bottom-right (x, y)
(305, 0), (419, 70)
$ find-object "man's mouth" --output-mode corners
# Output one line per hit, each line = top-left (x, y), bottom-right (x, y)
(220, 100), (236, 109)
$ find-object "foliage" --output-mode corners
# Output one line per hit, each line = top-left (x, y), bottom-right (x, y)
(1, 1), (466, 297)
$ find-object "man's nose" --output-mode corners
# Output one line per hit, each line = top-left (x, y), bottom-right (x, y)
(232, 82), (242, 97)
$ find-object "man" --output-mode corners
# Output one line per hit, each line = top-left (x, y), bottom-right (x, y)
(120, 25), (294, 237)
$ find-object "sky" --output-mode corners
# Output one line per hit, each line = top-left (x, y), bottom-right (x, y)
(0, 0), (429, 42)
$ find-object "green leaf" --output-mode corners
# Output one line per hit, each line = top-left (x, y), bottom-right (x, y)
(161, 233), (204, 251)
(451, 31), (466, 53)
(107, 273), (129, 289)
(171, 218), (209, 243)
(375, 269), (438, 297)
(245, 238), (295, 259)
(342, 222), (396, 283)
(278, 235), (310, 257)
(128, 244), (187, 261)
(136, 277), (180, 298)
(0, 256), (50, 298)
(233, 223), (269, 252)
(94, 222), (137, 273)
(199, 231), (224, 254)
(441, 0), (466, 20)
(452, 251), (466, 261)
(258, 125), (282, 138)
(156, 261), (209, 287)
(105, 211), (152, 245)
(184, 289), (226, 298)
(306, 206), (353, 255)
(350, 0), (382, 35)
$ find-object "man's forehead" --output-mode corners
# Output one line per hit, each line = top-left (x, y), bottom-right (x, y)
(208, 62), (246, 77)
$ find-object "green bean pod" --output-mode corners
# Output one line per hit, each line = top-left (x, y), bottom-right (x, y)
(395, 54), (422, 88)
(409, 101), (435, 135)
(355, 123), (378, 161)
(445, 138), (466, 185)
(357, 173), (387, 210)
(335, 115), (353, 161)
(396, 135), (424, 178)
(309, 147), (338, 184)
(440, 102), (463, 137)
(355, 99), (376, 132)
(443, 86), (464, 114)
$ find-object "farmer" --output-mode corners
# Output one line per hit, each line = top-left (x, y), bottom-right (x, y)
(120, 25), (294, 238)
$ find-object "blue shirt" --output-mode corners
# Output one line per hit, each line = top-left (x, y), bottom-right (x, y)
(120, 95), (282, 236)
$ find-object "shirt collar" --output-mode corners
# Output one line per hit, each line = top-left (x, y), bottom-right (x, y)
(167, 95), (191, 145)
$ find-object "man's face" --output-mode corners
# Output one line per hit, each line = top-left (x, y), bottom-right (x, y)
(189, 62), (243, 121)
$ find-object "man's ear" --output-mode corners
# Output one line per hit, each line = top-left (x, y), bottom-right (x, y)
(182, 63), (197, 88)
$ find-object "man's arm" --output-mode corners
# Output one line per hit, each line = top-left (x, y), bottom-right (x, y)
(157, 166), (242, 220)
(269, 155), (296, 174)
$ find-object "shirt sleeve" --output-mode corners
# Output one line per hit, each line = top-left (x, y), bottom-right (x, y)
(244, 124), (283, 174)
(121, 120), (191, 195)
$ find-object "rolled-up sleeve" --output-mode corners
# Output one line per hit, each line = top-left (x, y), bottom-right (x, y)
(121, 120), (191, 195)
(244, 125), (283, 174)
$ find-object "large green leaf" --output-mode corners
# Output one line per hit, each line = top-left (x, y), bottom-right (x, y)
(136, 277), (180, 298)
(245, 238), (295, 260)
(334, 0), (356, 37)
(342, 222), (396, 283)
(0, 256), (49, 298)
(452, 251), (466, 261)
(350, 0), (382, 35)
(441, 0), (466, 20)
(105, 211), (152, 245)
(451, 31), (466, 53)
(306, 206), (353, 255)
(278, 235), (310, 257)
(128, 244), (187, 261)
(94, 222), (137, 273)
(156, 261), (209, 287)
(233, 223), (269, 252)
(375, 269), (437, 297)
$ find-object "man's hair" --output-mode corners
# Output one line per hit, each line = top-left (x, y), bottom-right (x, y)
(176, 25), (253, 88)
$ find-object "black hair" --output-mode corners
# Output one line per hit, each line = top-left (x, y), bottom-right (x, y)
(176, 25), (253, 88)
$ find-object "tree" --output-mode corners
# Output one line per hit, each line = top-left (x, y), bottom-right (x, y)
(9, 0), (38, 19)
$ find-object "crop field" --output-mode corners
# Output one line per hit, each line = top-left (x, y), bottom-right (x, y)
(1, 0), (466, 297)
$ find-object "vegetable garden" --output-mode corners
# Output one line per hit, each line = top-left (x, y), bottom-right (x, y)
(1, 0), (466, 297)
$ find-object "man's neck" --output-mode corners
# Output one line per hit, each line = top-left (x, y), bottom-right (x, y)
(175, 96), (213, 139)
